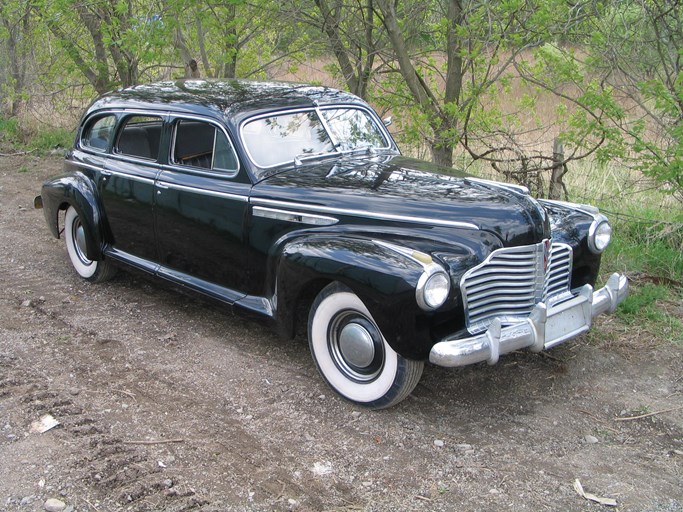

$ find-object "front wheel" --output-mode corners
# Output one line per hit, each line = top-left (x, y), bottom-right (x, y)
(308, 282), (423, 409)
(64, 206), (116, 283)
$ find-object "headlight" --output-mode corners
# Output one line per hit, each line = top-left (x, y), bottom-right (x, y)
(417, 271), (450, 310)
(588, 218), (612, 253)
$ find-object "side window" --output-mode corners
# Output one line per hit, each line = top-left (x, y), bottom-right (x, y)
(172, 119), (238, 172)
(114, 115), (163, 160)
(81, 115), (116, 151)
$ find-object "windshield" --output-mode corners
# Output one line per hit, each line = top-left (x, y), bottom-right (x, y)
(241, 106), (390, 169)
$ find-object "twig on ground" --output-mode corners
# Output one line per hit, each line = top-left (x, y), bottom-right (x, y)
(83, 497), (101, 511)
(0, 150), (35, 157)
(123, 438), (184, 445)
(576, 409), (619, 433)
(112, 388), (136, 399)
(614, 405), (683, 422)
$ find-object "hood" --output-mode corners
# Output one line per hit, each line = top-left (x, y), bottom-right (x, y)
(251, 154), (549, 246)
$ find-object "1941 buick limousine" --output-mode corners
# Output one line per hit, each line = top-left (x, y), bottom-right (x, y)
(35, 79), (629, 408)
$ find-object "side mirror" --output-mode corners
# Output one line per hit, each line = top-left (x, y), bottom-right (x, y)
(382, 116), (392, 127)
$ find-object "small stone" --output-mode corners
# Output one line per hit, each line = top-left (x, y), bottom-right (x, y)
(287, 498), (299, 509)
(21, 299), (32, 307)
(20, 496), (34, 506)
(351, 411), (362, 419)
(434, 439), (445, 448)
(244, 415), (253, 420)
(44, 498), (66, 512)
(163, 479), (173, 488)
(584, 435), (599, 444)
(68, 388), (80, 396)
(489, 489), (500, 495)
(318, 394), (326, 400)
(456, 443), (472, 450)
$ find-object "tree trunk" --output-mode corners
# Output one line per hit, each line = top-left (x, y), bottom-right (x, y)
(430, 142), (454, 167)
(174, 25), (199, 78)
(195, 13), (213, 78)
(314, 0), (361, 96)
(549, 138), (567, 200)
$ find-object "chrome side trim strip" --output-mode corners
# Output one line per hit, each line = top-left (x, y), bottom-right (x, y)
(251, 198), (479, 230)
(252, 206), (338, 226)
(466, 177), (529, 195)
(104, 170), (156, 185)
(155, 181), (249, 201)
(72, 161), (102, 173)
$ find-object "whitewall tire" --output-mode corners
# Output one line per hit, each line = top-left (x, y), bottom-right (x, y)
(308, 282), (423, 409)
(64, 206), (116, 282)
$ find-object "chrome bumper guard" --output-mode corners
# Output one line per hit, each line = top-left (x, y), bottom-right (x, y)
(429, 273), (629, 367)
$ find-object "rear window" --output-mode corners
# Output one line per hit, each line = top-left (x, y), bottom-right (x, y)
(114, 115), (163, 160)
(81, 115), (116, 151)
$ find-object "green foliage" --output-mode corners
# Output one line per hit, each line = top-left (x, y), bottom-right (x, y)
(599, 203), (683, 342)
(26, 126), (74, 153)
(581, 1), (683, 201)
(0, 115), (73, 154)
(0, 116), (22, 145)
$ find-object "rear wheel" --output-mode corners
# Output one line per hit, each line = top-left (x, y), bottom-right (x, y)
(64, 206), (116, 282)
(308, 282), (423, 409)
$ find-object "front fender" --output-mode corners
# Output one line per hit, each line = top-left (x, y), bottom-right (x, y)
(275, 235), (435, 359)
(40, 172), (105, 261)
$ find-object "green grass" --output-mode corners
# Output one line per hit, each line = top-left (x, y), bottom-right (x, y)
(584, 171), (683, 344)
(0, 115), (74, 154)
(26, 126), (73, 153)
(0, 116), (22, 145)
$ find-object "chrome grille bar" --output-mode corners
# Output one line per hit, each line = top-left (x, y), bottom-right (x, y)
(461, 241), (573, 334)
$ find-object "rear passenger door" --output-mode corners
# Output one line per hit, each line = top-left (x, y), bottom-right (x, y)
(101, 114), (163, 262)
(154, 116), (251, 301)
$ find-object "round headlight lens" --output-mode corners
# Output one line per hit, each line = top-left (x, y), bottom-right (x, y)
(590, 220), (612, 253)
(422, 272), (450, 309)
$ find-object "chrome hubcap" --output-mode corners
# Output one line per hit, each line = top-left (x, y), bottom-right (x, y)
(339, 323), (375, 368)
(72, 218), (91, 265)
(329, 312), (384, 383)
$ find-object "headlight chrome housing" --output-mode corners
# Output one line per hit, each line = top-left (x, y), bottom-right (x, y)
(588, 216), (612, 254)
(372, 240), (452, 311)
(417, 270), (451, 310)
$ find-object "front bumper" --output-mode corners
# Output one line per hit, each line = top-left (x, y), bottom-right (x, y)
(429, 273), (629, 367)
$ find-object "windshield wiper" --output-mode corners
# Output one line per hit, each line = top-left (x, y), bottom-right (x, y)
(293, 150), (341, 166)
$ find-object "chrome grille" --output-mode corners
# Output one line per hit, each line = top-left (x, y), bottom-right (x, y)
(461, 241), (573, 334)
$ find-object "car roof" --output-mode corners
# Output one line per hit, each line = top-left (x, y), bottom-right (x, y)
(85, 79), (365, 121)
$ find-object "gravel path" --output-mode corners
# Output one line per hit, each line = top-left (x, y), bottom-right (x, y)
(1, 155), (681, 511)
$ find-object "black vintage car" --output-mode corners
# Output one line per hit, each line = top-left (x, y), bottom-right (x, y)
(36, 79), (628, 408)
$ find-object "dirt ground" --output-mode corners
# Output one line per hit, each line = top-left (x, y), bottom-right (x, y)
(0, 154), (681, 512)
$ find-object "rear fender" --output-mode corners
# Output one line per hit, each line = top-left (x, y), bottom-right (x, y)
(40, 172), (104, 261)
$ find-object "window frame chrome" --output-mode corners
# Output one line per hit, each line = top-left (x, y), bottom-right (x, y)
(167, 113), (241, 179)
(239, 104), (395, 169)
